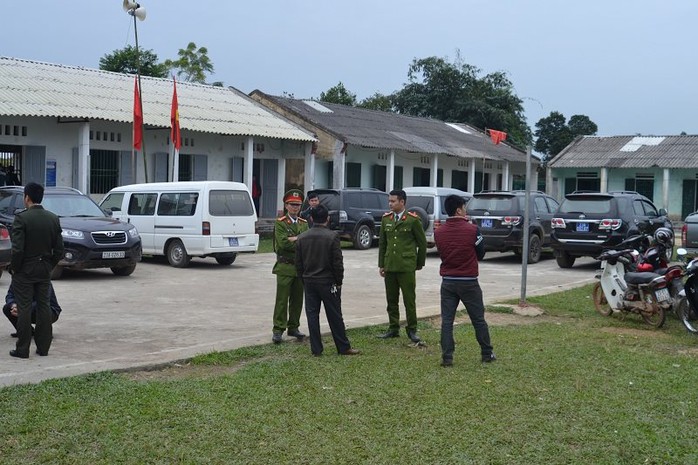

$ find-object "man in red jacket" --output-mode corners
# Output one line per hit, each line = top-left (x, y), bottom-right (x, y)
(434, 194), (494, 367)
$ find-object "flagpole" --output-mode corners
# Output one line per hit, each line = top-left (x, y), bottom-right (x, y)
(133, 13), (149, 183)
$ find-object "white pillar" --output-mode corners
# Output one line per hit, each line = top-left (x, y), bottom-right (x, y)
(468, 159), (476, 193)
(245, 136), (254, 190)
(332, 141), (345, 189)
(277, 157), (286, 216)
(502, 161), (510, 190)
(171, 145), (179, 182)
(304, 142), (315, 192)
(430, 154), (438, 187)
(78, 122), (90, 194)
(546, 166), (554, 197)
(600, 167), (608, 193)
(663, 168), (670, 212)
(387, 150), (395, 192)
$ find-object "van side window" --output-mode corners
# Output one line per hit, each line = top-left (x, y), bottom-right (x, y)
(158, 192), (199, 216)
(128, 193), (158, 215)
(100, 193), (124, 213)
(209, 189), (254, 216)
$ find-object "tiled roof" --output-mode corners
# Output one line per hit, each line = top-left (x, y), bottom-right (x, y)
(251, 92), (529, 163)
(0, 56), (314, 141)
(549, 135), (698, 169)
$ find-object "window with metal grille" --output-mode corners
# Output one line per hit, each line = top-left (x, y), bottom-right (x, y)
(178, 154), (192, 181)
(90, 149), (119, 194)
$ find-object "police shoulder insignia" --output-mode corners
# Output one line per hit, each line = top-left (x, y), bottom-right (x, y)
(276, 215), (287, 222)
(407, 211), (419, 218)
(298, 217), (307, 223)
(382, 211), (392, 217)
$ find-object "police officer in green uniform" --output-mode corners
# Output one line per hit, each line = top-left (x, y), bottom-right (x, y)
(377, 189), (427, 343)
(9, 182), (64, 359)
(271, 189), (309, 343)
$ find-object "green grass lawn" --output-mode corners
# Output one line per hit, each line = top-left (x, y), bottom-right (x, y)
(2, 284), (698, 464)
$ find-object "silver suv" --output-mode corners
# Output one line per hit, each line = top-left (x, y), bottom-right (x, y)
(403, 187), (472, 248)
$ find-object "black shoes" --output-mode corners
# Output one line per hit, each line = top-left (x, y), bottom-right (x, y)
(406, 330), (421, 343)
(36, 350), (48, 356)
(287, 329), (306, 340)
(272, 332), (282, 344)
(482, 353), (497, 363)
(377, 330), (399, 339)
(340, 348), (361, 355)
(9, 350), (28, 359)
(441, 359), (453, 368)
(10, 332), (17, 338)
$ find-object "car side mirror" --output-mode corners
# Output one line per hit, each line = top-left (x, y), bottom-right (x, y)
(658, 208), (668, 216)
(102, 208), (113, 217)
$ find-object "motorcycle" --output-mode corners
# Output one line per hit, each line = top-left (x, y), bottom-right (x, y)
(592, 247), (672, 328)
(675, 248), (698, 334)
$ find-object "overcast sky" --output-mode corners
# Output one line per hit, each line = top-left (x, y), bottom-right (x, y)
(3, 1), (695, 137)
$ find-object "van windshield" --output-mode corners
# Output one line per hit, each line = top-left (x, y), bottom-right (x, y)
(209, 190), (254, 216)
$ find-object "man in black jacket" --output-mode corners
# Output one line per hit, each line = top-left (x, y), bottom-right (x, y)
(9, 182), (64, 358)
(295, 204), (359, 356)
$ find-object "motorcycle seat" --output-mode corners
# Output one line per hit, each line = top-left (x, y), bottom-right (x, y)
(624, 271), (662, 285)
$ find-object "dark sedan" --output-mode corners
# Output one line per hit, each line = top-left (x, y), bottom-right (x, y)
(0, 186), (142, 279)
(0, 224), (10, 279)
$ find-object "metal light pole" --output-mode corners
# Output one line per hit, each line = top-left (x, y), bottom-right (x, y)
(123, 0), (148, 183)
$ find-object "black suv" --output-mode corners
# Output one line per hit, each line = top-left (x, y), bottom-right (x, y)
(0, 186), (142, 278)
(466, 190), (560, 263)
(551, 191), (673, 268)
(305, 188), (389, 249)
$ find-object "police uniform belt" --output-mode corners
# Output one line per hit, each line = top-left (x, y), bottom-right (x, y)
(276, 255), (295, 264)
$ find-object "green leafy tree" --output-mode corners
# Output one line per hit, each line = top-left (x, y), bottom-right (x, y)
(358, 92), (394, 112)
(164, 42), (214, 84)
(534, 112), (598, 162)
(99, 45), (168, 78)
(319, 82), (357, 106)
(391, 54), (531, 149)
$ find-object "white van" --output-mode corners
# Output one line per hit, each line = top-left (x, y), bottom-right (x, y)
(99, 181), (258, 267)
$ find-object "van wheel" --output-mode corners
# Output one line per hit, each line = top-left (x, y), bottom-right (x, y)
(51, 266), (64, 280)
(215, 254), (237, 266)
(167, 240), (191, 268)
(528, 235), (542, 264)
(353, 225), (373, 250)
(556, 251), (575, 268)
(407, 206), (429, 230)
(111, 264), (136, 276)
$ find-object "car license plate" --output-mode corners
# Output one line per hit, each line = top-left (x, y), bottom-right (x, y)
(576, 222), (590, 232)
(655, 288), (671, 302)
(102, 251), (125, 259)
(481, 219), (493, 228)
(228, 237), (238, 246)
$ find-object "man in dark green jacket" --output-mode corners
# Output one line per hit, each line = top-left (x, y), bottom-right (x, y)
(9, 182), (64, 359)
(377, 189), (427, 343)
(271, 189), (309, 343)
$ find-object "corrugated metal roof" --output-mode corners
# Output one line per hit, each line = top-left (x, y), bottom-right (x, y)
(251, 91), (530, 164)
(549, 135), (698, 169)
(0, 56), (314, 141)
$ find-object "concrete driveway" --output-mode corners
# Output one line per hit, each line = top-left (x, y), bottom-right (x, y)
(0, 250), (598, 386)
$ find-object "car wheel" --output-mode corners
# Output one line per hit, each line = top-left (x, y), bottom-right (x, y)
(528, 234), (542, 264)
(51, 266), (64, 280)
(407, 206), (429, 230)
(167, 240), (191, 268)
(353, 224), (373, 250)
(111, 264), (136, 276)
(556, 251), (575, 268)
(215, 253), (237, 265)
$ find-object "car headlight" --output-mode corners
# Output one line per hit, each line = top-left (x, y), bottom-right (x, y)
(61, 229), (84, 239)
(128, 227), (140, 238)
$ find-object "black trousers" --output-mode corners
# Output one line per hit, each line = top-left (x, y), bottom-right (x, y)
(303, 279), (351, 355)
(13, 275), (52, 356)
